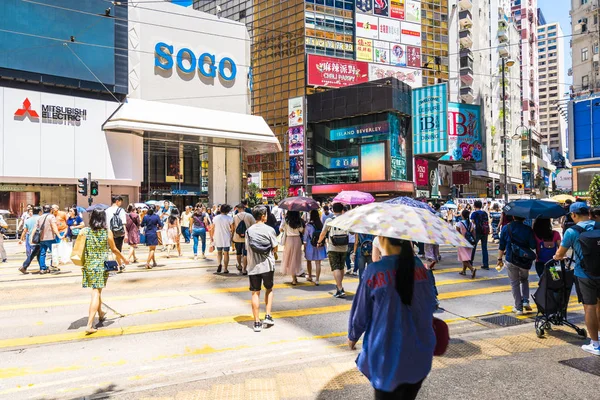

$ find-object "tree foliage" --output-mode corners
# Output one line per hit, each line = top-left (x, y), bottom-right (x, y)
(590, 174), (600, 207)
(246, 183), (261, 207)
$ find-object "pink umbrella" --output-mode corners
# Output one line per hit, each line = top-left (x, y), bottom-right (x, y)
(332, 190), (375, 205)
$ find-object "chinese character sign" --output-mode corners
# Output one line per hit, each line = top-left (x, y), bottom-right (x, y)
(415, 158), (429, 187)
(356, 38), (374, 61)
(307, 55), (369, 88)
(412, 83), (448, 155)
(288, 126), (304, 156)
(390, 0), (404, 19)
(440, 103), (482, 162)
(329, 156), (359, 169)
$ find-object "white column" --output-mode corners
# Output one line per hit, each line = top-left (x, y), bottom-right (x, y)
(209, 147), (226, 205)
(226, 148), (241, 206)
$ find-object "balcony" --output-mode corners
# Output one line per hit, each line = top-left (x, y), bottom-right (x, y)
(498, 16), (508, 29)
(459, 0), (472, 10)
(459, 10), (473, 28)
(460, 29), (473, 48)
(498, 43), (509, 57)
(460, 48), (474, 61)
(498, 29), (508, 42)
(460, 58), (474, 84)
(460, 86), (475, 103)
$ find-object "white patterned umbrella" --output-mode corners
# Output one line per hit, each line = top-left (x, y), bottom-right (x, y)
(327, 203), (473, 247)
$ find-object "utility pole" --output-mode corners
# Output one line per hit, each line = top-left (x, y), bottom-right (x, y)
(88, 172), (92, 206)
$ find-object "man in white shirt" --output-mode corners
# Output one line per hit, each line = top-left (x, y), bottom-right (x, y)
(181, 206), (193, 244)
(270, 201), (283, 236)
(317, 203), (349, 298)
(212, 204), (234, 274)
(105, 196), (128, 253)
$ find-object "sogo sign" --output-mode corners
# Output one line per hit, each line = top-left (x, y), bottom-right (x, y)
(154, 42), (237, 81)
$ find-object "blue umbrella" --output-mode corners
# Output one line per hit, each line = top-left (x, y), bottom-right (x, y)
(76, 206), (87, 214)
(503, 199), (566, 220)
(86, 204), (109, 212)
(385, 196), (435, 213)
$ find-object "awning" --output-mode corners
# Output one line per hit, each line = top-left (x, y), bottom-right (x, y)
(102, 98), (281, 155)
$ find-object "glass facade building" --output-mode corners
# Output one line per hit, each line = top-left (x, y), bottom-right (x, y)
(421, 0), (449, 86)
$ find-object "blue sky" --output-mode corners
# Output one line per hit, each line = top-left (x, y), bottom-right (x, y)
(538, 0), (572, 86)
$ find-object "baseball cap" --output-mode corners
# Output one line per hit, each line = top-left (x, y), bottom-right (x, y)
(570, 202), (590, 214)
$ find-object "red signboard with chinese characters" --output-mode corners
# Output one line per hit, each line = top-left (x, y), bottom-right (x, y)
(452, 171), (471, 185)
(307, 55), (370, 88)
(415, 158), (429, 187)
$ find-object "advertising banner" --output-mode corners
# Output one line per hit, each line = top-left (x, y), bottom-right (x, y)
(374, 41), (390, 64)
(290, 156), (304, 185)
(360, 142), (387, 181)
(288, 96), (304, 127)
(452, 171), (471, 186)
(405, 0), (421, 23)
(329, 121), (390, 141)
(356, 14), (379, 39)
(440, 103), (482, 162)
(555, 169), (573, 191)
(401, 21), (422, 46)
(415, 158), (429, 187)
(412, 83), (448, 155)
(374, 0), (389, 17)
(390, 113), (408, 180)
(390, 44), (407, 66)
(368, 64), (422, 88)
(247, 172), (262, 186)
(330, 156), (359, 169)
(288, 126), (304, 156)
(378, 17), (401, 42)
(407, 46), (421, 67)
(356, 0), (373, 13)
(522, 172), (532, 189)
(356, 38), (374, 61)
(390, 0), (405, 19)
(307, 55), (369, 88)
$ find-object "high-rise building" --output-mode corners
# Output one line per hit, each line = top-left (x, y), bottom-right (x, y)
(571, 0), (600, 96)
(537, 22), (568, 155)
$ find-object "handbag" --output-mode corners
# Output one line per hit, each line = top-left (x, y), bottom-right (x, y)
(104, 243), (119, 272)
(70, 228), (88, 266)
(32, 214), (49, 245)
(433, 317), (449, 356)
(279, 223), (287, 247)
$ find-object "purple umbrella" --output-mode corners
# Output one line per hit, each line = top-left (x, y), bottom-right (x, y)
(332, 190), (375, 205)
(278, 196), (320, 212)
(385, 196), (435, 213)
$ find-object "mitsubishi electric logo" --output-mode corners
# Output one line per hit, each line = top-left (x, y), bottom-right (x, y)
(14, 98), (88, 126)
(14, 98), (39, 121)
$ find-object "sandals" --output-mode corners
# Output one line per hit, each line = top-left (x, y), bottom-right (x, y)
(458, 271), (467, 276)
(291, 280), (298, 286)
(471, 269), (477, 279)
(145, 264), (152, 269)
(85, 328), (98, 335)
(98, 312), (107, 322)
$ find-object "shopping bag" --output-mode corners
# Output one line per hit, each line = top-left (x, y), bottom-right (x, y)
(70, 229), (87, 266)
(61, 241), (73, 263)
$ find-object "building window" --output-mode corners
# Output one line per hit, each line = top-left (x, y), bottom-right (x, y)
(548, 32), (557, 37)
(594, 43), (599, 54)
(548, 45), (557, 50)
(581, 0), (589, 4)
(539, 40), (545, 45)
(582, 47), (589, 61)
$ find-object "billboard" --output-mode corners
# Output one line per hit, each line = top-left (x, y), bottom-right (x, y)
(390, 0), (405, 19)
(374, 41), (390, 64)
(368, 64), (422, 88)
(330, 156), (359, 169)
(412, 83), (448, 155)
(288, 97), (304, 127)
(378, 18), (401, 42)
(407, 46), (421, 67)
(288, 126), (304, 156)
(0, 0), (126, 94)
(415, 158), (429, 187)
(569, 98), (600, 164)
(374, 0), (389, 16)
(555, 169), (573, 191)
(356, 0), (374, 13)
(401, 22), (422, 46)
(329, 121), (390, 141)
(360, 142), (387, 181)
(356, 14), (380, 39)
(405, 0), (421, 23)
(307, 55), (370, 88)
(290, 156), (304, 185)
(440, 103), (482, 162)
(357, 38), (374, 61)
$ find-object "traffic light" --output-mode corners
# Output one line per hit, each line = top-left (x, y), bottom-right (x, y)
(90, 181), (99, 196)
(494, 184), (501, 197)
(486, 183), (492, 198)
(77, 177), (88, 196)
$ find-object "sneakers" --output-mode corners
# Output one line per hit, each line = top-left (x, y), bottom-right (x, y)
(253, 322), (262, 332)
(523, 301), (533, 312)
(333, 288), (346, 298)
(581, 343), (600, 356)
(1, 259), (7, 263)
(263, 315), (275, 327)
(512, 307), (524, 315)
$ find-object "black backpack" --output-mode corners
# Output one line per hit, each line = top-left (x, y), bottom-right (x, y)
(461, 220), (477, 246)
(359, 234), (374, 257)
(110, 208), (125, 238)
(235, 214), (248, 238)
(507, 224), (536, 269)
(571, 222), (600, 278)
(309, 223), (322, 247)
(329, 217), (349, 247)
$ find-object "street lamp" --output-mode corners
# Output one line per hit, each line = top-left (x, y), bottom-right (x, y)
(501, 57), (515, 203)
(515, 125), (535, 198)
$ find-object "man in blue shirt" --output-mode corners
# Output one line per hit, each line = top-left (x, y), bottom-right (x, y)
(554, 202), (600, 356)
(497, 216), (536, 315)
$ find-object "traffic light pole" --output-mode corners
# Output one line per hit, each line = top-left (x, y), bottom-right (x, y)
(88, 172), (93, 207)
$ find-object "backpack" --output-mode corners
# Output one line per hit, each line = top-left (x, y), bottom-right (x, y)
(507, 224), (536, 269)
(359, 234), (374, 257)
(474, 211), (490, 236)
(110, 208), (125, 238)
(328, 217), (349, 247)
(309, 223), (322, 247)
(235, 214), (248, 238)
(537, 239), (558, 264)
(247, 229), (272, 255)
(570, 222), (600, 278)
(461, 220), (477, 246)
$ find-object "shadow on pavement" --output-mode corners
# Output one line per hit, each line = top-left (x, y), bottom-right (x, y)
(314, 369), (370, 400)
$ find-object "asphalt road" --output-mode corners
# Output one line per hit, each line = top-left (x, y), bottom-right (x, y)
(0, 239), (596, 400)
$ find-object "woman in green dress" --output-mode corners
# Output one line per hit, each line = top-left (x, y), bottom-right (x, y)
(82, 209), (128, 334)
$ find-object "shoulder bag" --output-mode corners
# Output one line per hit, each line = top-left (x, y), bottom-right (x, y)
(32, 215), (49, 245)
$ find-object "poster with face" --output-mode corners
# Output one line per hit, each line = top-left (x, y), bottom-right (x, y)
(390, 43), (406, 66)
(374, 41), (390, 64)
(374, 0), (389, 17)
(407, 46), (421, 67)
